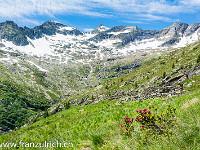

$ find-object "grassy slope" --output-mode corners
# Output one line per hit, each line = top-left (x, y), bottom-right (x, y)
(0, 41), (200, 149)
(92, 41), (200, 101)
(0, 85), (199, 149)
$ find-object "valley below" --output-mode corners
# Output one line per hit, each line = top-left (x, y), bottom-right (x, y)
(0, 20), (200, 149)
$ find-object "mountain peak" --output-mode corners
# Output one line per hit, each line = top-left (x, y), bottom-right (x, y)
(159, 22), (189, 37)
(170, 22), (188, 28)
(91, 24), (109, 34)
(1, 20), (18, 27)
(41, 20), (67, 29)
(97, 24), (104, 27)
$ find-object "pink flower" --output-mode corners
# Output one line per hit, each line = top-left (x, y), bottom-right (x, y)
(143, 114), (146, 117)
(142, 111), (144, 113)
(120, 124), (123, 127)
(126, 128), (128, 130)
(136, 110), (138, 113)
(135, 119), (137, 121)
(124, 117), (130, 120)
(139, 109), (142, 112)
(129, 130), (131, 132)
(128, 120), (133, 123)
(141, 125), (145, 128)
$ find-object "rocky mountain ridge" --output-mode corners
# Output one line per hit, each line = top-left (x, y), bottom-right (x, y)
(0, 21), (200, 50)
(0, 20), (200, 133)
(0, 20), (83, 46)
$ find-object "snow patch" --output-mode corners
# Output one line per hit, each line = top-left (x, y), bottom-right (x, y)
(98, 26), (109, 32)
(27, 60), (48, 72)
(59, 26), (75, 31)
(173, 30), (200, 48)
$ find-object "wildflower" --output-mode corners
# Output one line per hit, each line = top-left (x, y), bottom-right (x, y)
(126, 128), (128, 130)
(136, 110), (138, 113)
(120, 124), (123, 127)
(143, 114), (146, 117)
(124, 117), (130, 121)
(128, 120), (133, 123)
(146, 110), (150, 114)
(141, 125), (145, 128)
(139, 109), (142, 112)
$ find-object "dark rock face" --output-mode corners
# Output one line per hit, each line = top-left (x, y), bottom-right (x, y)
(0, 20), (83, 46)
(0, 21), (29, 46)
(184, 23), (200, 36)
(90, 22), (200, 47)
(159, 23), (189, 37)
(1, 21), (200, 47)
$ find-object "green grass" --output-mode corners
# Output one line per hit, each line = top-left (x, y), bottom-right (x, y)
(1, 39), (200, 149)
(0, 88), (199, 149)
(96, 41), (200, 99)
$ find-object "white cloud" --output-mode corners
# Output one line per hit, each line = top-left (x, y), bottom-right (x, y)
(0, 0), (199, 26)
(0, 0), (111, 18)
(123, 20), (146, 24)
(138, 14), (181, 22)
(20, 18), (41, 26)
(181, 0), (200, 6)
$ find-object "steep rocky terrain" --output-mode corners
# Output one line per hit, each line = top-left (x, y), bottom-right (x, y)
(0, 20), (200, 133)
(0, 38), (199, 149)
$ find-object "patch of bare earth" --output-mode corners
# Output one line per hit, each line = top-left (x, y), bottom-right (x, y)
(182, 98), (199, 108)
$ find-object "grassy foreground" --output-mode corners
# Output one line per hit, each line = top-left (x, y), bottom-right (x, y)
(0, 85), (200, 149)
(1, 41), (200, 149)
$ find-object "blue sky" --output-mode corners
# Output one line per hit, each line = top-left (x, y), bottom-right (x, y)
(0, 0), (200, 32)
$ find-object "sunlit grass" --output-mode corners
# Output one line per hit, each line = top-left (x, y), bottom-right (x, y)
(0, 88), (199, 149)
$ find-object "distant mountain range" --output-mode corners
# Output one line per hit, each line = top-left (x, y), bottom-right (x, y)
(0, 20), (200, 58)
(1, 20), (200, 133)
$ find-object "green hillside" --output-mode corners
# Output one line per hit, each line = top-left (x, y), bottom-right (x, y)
(0, 41), (200, 149)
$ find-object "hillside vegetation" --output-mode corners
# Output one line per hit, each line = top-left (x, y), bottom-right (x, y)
(0, 40), (200, 149)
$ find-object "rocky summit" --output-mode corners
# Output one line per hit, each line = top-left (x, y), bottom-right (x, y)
(0, 21), (200, 51)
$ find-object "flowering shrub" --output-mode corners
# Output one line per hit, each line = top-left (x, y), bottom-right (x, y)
(121, 117), (134, 135)
(121, 105), (176, 140)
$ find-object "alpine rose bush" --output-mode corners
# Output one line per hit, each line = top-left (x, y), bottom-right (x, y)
(121, 105), (176, 140)
(121, 117), (134, 135)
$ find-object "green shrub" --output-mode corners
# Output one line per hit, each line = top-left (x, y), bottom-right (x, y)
(135, 105), (176, 140)
(163, 72), (166, 79)
(64, 101), (70, 109)
(172, 63), (175, 69)
(197, 54), (200, 63)
(134, 82), (138, 88)
(121, 117), (134, 135)
(43, 109), (49, 118)
(160, 61), (165, 65)
(121, 105), (176, 141)
(91, 134), (104, 146)
(0, 80), (50, 131)
(180, 65), (184, 70)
